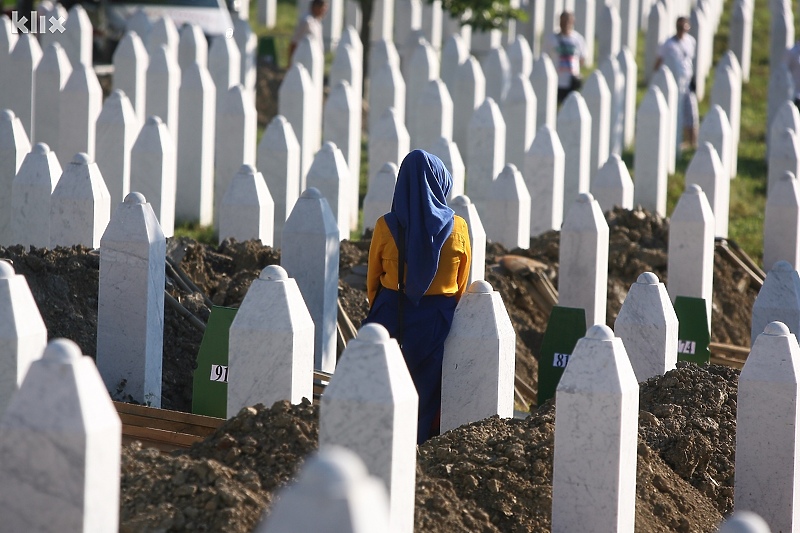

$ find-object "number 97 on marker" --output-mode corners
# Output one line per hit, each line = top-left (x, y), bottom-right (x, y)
(210, 364), (229, 383)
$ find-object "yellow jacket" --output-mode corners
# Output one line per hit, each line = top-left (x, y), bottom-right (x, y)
(367, 214), (472, 306)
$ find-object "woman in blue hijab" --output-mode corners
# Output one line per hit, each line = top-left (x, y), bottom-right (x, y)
(364, 150), (472, 443)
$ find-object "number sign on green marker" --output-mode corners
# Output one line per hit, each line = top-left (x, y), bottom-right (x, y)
(192, 306), (239, 418)
(673, 296), (711, 365)
(537, 306), (587, 405)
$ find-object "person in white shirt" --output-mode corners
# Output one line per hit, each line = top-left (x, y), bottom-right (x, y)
(289, 0), (328, 63)
(785, 41), (800, 108)
(654, 16), (698, 149)
(546, 11), (587, 104)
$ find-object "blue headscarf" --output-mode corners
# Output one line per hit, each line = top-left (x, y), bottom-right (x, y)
(383, 150), (455, 305)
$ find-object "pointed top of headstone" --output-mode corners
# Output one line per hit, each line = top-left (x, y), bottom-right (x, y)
(507, 36), (533, 78)
(147, 16), (179, 56)
(558, 90), (591, 121)
(301, 187), (323, 199)
(124, 191), (147, 204)
(10, 32), (43, 61)
(717, 511), (773, 533)
(178, 23), (208, 68)
(260, 264), (289, 280)
(441, 33), (469, 88)
(529, 125), (564, 156)
(471, 97), (504, 127)
(768, 171), (800, 208)
(451, 194), (471, 206)
(0, 261), (13, 278)
(126, 9), (152, 39)
(369, 39), (400, 72)
(340, 25), (363, 56)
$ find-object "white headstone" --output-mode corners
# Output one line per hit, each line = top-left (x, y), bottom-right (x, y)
(96, 90), (139, 214)
(368, 61), (406, 140)
(559, 192), (609, 326)
(58, 63), (102, 164)
(768, 67), (795, 147)
(599, 55), (625, 156)
(113, 32), (148, 124)
(281, 188), (340, 371)
(552, 324), (638, 533)
(279, 63), (317, 186)
(233, 18), (257, 97)
(450, 195), (486, 283)
(651, 65), (678, 174)
(363, 162), (397, 232)
(0, 339), (121, 532)
(145, 44), (180, 154)
(256, 447), (391, 533)
(415, 79), (454, 151)
(11, 143), (61, 248)
(729, 0), (752, 82)
(619, 0), (639, 56)
(440, 279), (515, 432)
(175, 62), (215, 225)
(319, 323), (418, 533)
(306, 142), (352, 241)
(258, 0), (277, 27)
(34, 43), (71, 153)
(718, 512), (773, 533)
(62, 4), (92, 67)
(556, 91), (592, 215)
(590, 153), (633, 212)
(422, 0), (442, 51)
(405, 39), (439, 146)
(293, 36), (324, 154)
(0, 262), (47, 416)
(574, 0), (596, 67)
(502, 74), (537, 171)
(481, 47), (511, 104)
(711, 62), (741, 179)
(618, 47), (638, 148)
(394, 0), (422, 57)
(751, 261), (800, 345)
(0, 16), (17, 113)
(507, 36), (533, 78)
(369, 107), (410, 188)
(125, 9), (152, 41)
(215, 84), (258, 223)
(764, 172), (800, 272)
(525, 124), (565, 236)
(371, 0), (395, 42)
(429, 136), (466, 199)
(452, 56), (486, 161)
(219, 164), (275, 246)
(667, 184), (715, 326)
(633, 85), (669, 217)
(467, 97), (506, 215)
(485, 164), (531, 249)
(644, 0), (668, 84)
(440, 33), (469, 94)
(147, 16), (179, 65)
(769, 127), (800, 198)
(614, 272), (678, 382)
(96, 191), (164, 407)
(685, 142), (729, 238)
(178, 23), (208, 71)
(582, 70), (611, 178)
(130, 116), (176, 237)
(7, 34), (42, 140)
(330, 43), (363, 194)
(0, 110), (32, 246)
(257, 115), (300, 249)
(323, 81), (361, 230)
(368, 39), (400, 77)
(735, 321), (800, 533)
(597, 2), (621, 61)
(531, 54), (558, 130)
(208, 34), (242, 113)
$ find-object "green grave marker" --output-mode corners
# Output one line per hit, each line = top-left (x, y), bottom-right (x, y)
(674, 296), (711, 365)
(537, 305), (587, 405)
(192, 306), (239, 418)
(258, 36), (277, 65)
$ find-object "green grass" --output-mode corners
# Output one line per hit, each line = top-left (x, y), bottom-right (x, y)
(174, 221), (217, 245)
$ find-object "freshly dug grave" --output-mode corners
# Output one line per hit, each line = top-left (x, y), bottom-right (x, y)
(120, 363), (730, 532)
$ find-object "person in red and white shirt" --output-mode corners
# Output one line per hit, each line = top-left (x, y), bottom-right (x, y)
(546, 11), (587, 104)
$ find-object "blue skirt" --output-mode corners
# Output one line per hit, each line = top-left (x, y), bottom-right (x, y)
(363, 288), (458, 444)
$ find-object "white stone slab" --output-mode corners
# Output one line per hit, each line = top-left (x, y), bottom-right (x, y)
(525, 0), (544, 59)
(320, 323), (418, 533)
(258, 446), (391, 533)
(178, 23), (208, 70)
(507, 35), (533, 78)
(279, 63), (316, 186)
(145, 44), (180, 155)
(711, 62), (741, 179)
(208, 34), (242, 114)
(215, 84), (258, 224)
(591, 153), (633, 212)
(769, 128), (800, 198)
(667, 184), (715, 326)
(368, 39), (400, 78)
(175, 62), (215, 225)
(257, 115), (300, 249)
(481, 46), (511, 104)
(530, 54), (558, 131)
(292, 35), (324, 156)
(394, 0), (422, 58)
(618, 0), (638, 57)
(470, 29), (502, 60)
(405, 39), (439, 146)
(574, 0), (596, 67)
(113, 32), (149, 124)
(502, 74), (537, 172)
(764, 172), (800, 272)
(769, 99), (800, 159)
(582, 70), (611, 179)
(633, 85), (669, 217)
(97, 192), (164, 407)
(368, 61), (406, 141)
(63, 4), (92, 67)
(599, 54), (624, 156)
(698, 105), (733, 185)
(735, 321), (800, 533)
(552, 324), (638, 533)
(0, 339), (121, 532)
(685, 142), (729, 238)
(323, 81), (360, 230)
(556, 91), (592, 216)
(752, 261), (800, 344)
(614, 272), (678, 382)
(96, 90), (139, 215)
(34, 43), (71, 153)
(467, 97), (506, 216)
(233, 18), (257, 96)
(729, 0), (752, 82)
(651, 65), (678, 174)
(415, 79), (454, 151)
(525, 124), (565, 236)
(484, 164), (530, 249)
(0, 110), (31, 246)
(422, 0), (442, 51)
(58, 63), (102, 165)
(258, 0), (277, 27)
(219, 164), (275, 246)
(768, 67), (795, 149)
(363, 162), (397, 232)
(689, 7), (710, 101)
(306, 142), (352, 241)
(452, 56), (486, 162)
(369, 107), (410, 188)
(544, 0), (564, 34)
(617, 47), (638, 148)
(370, 0), (395, 42)
(0, 17), (17, 114)
(0, 262), (47, 416)
(441, 279), (514, 432)
(130, 116), (176, 237)
(718, 511), (772, 533)
(597, 2), (621, 62)
(450, 195), (486, 284)
(440, 34), (468, 94)
(644, 0), (668, 84)
(125, 9), (152, 41)
(281, 188), (340, 371)
(7, 34), (42, 140)
(227, 264), (313, 415)
(12, 143), (61, 249)
(330, 43), (363, 196)
(429, 136), (465, 199)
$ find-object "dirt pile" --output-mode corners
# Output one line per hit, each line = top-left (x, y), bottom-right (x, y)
(120, 364), (731, 532)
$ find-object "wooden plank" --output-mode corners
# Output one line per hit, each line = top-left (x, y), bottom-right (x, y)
(118, 411), (219, 437)
(122, 424), (204, 448)
(114, 402), (224, 430)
